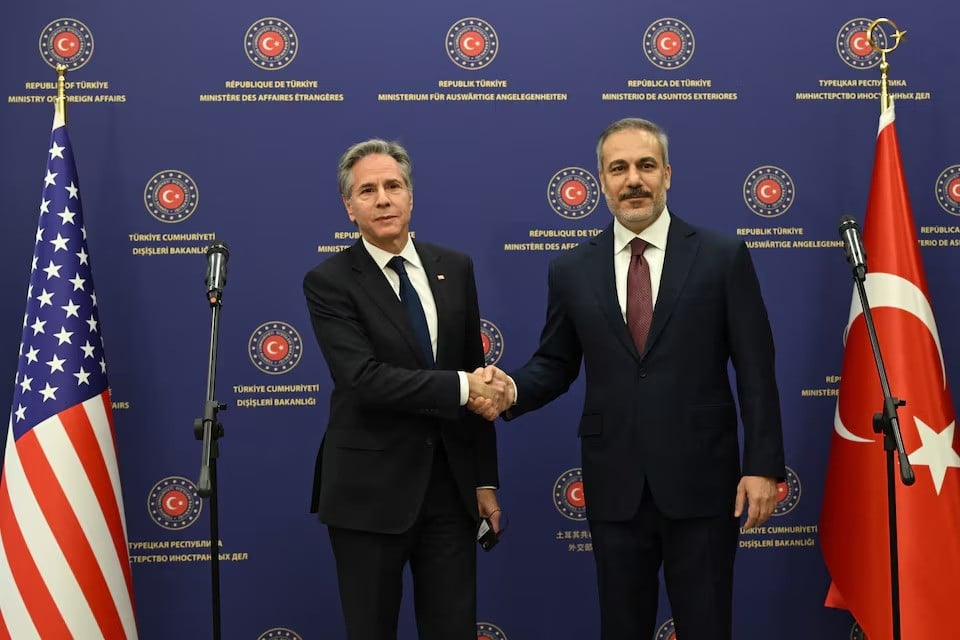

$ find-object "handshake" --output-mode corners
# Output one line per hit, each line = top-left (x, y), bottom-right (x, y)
(466, 366), (515, 421)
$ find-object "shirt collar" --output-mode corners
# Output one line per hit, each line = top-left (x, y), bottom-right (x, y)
(613, 206), (671, 255)
(362, 235), (423, 271)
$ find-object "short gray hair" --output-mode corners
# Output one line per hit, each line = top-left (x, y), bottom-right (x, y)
(338, 139), (413, 199)
(596, 118), (669, 173)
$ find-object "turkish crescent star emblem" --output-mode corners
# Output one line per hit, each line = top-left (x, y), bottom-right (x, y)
(834, 272), (945, 442)
(262, 36), (279, 52)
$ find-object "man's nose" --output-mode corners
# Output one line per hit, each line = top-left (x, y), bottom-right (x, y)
(374, 185), (391, 205)
(626, 166), (645, 186)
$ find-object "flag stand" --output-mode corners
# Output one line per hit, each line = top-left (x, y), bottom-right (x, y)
(194, 267), (227, 640)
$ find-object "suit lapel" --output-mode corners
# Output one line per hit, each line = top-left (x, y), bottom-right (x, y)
(348, 241), (427, 366)
(644, 216), (699, 356)
(585, 226), (641, 360)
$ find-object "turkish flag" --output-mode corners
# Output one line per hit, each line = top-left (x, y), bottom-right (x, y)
(820, 102), (960, 638)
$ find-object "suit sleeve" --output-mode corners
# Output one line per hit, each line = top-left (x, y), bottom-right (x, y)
(726, 242), (785, 479)
(463, 257), (499, 487)
(303, 266), (461, 420)
(507, 259), (584, 419)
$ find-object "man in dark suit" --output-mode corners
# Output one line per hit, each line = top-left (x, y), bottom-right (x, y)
(303, 138), (504, 640)
(474, 118), (785, 640)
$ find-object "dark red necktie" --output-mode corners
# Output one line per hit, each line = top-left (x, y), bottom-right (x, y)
(626, 237), (652, 352)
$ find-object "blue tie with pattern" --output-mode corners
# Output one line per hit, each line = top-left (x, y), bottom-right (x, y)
(387, 256), (434, 367)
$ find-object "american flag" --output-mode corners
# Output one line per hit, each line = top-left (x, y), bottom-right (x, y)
(0, 105), (138, 638)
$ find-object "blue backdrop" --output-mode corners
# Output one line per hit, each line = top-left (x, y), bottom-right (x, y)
(2, 1), (958, 638)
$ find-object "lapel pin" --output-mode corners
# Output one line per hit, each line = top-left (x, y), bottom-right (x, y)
(437, 274), (445, 280)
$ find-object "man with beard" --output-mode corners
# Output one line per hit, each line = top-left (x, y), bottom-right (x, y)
(473, 118), (785, 640)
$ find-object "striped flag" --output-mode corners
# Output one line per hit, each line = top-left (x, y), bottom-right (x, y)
(0, 104), (138, 637)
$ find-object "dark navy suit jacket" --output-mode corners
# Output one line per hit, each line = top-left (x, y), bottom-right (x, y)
(509, 215), (784, 521)
(303, 239), (498, 533)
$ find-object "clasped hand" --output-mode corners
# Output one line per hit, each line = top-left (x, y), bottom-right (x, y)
(466, 366), (514, 420)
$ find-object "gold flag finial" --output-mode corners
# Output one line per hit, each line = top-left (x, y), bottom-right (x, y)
(55, 64), (67, 124)
(867, 18), (906, 112)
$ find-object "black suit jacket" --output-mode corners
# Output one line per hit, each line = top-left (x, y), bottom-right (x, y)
(303, 239), (497, 534)
(509, 215), (784, 521)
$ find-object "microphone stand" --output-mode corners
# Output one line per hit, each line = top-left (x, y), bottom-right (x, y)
(847, 262), (914, 640)
(194, 283), (226, 640)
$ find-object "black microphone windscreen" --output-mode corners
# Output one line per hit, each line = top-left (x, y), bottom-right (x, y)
(206, 241), (229, 258)
(838, 215), (858, 232)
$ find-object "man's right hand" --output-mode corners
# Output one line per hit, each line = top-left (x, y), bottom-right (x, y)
(466, 366), (515, 420)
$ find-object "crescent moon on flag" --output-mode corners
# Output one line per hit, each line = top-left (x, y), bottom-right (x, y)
(835, 272), (945, 442)
(844, 272), (945, 385)
(834, 405), (872, 443)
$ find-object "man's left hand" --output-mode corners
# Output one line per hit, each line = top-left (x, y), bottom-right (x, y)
(476, 488), (502, 533)
(734, 475), (778, 530)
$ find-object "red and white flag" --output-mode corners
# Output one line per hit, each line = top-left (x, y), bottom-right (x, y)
(820, 102), (960, 638)
(0, 104), (138, 637)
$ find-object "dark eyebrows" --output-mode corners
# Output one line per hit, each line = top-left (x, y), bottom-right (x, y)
(606, 155), (660, 170)
(356, 177), (403, 190)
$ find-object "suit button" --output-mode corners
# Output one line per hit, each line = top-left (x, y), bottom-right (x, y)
(638, 369), (647, 378)
(425, 437), (434, 446)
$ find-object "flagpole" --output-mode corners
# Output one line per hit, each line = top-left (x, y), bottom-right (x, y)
(863, 19), (913, 640)
(868, 18), (906, 112)
(55, 64), (67, 123)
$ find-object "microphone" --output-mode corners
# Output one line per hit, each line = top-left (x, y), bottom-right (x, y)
(838, 215), (867, 281)
(205, 241), (229, 304)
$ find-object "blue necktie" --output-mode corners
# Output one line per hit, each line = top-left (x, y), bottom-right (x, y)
(387, 256), (434, 367)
